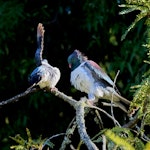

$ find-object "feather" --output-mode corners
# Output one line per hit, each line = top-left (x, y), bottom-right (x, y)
(68, 49), (130, 113)
(35, 23), (45, 66)
(28, 23), (61, 90)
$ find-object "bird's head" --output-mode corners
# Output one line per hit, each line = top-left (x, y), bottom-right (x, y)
(67, 50), (87, 71)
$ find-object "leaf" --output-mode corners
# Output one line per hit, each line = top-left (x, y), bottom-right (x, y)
(105, 129), (135, 150)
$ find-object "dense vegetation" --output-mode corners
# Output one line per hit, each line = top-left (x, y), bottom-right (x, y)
(0, 0), (149, 149)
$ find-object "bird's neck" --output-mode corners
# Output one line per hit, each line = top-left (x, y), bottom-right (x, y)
(71, 60), (81, 71)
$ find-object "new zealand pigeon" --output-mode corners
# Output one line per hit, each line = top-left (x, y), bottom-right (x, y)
(28, 23), (61, 90)
(67, 49), (130, 112)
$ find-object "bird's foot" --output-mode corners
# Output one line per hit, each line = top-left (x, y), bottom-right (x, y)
(50, 87), (58, 92)
(86, 100), (95, 106)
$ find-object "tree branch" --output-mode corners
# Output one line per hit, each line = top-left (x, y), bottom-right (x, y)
(50, 89), (77, 107)
(59, 117), (77, 150)
(122, 109), (140, 128)
(0, 85), (134, 149)
(0, 85), (38, 106)
(75, 98), (99, 150)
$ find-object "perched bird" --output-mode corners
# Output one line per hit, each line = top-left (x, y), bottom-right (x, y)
(67, 50), (130, 112)
(29, 59), (61, 90)
(28, 23), (61, 90)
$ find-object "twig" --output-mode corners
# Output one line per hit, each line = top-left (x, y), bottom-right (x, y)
(59, 117), (77, 150)
(111, 70), (120, 126)
(94, 110), (104, 129)
(42, 133), (65, 149)
(122, 109), (140, 128)
(87, 105), (121, 126)
(102, 102), (117, 107)
(77, 141), (83, 150)
(70, 144), (77, 150)
(0, 85), (38, 106)
(135, 125), (150, 142)
(102, 135), (106, 150)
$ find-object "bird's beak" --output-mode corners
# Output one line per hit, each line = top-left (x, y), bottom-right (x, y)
(69, 64), (71, 68)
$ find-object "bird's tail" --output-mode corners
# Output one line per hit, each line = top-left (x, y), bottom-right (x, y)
(115, 92), (130, 105)
(107, 87), (130, 105)
(37, 23), (45, 49)
(113, 101), (128, 113)
(35, 23), (45, 66)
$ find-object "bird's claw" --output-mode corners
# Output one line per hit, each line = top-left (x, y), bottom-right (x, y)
(86, 100), (95, 106)
(50, 87), (58, 92)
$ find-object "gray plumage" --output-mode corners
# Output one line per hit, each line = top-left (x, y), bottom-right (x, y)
(29, 59), (60, 89)
(28, 23), (61, 90)
(68, 50), (130, 113)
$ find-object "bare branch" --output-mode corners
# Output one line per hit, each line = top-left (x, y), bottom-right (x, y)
(94, 110), (104, 129)
(102, 135), (107, 150)
(111, 70), (121, 127)
(50, 91), (99, 149)
(50, 89), (77, 107)
(0, 85), (38, 106)
(60, 117), (77, 150)
(122, 109), (140, 128)
(42, 133), (65, 149)
(87, 105), (121, 127)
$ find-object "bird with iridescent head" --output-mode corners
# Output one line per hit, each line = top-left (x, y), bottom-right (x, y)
(28, 23), (60, 90)
(67, 50), (130, 113)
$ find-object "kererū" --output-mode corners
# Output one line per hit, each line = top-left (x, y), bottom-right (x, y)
(28, 23), (60, 90)
(67, 49), (130, 112)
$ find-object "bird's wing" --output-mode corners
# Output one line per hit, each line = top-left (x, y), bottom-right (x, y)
(28, 67), (42, 85)
(35, 23), (45, 66)
(84, 60), (117, 89)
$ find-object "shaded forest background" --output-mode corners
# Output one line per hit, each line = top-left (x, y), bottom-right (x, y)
(0, 0), (149, 149)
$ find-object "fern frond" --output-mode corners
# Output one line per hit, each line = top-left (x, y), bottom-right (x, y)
(119, 2), (150, 40)
(121, 11), (147, 40)
(10, 128), (54, 150)
(9, 134), (26, 145)
(119, 4), (147, 15)
(125, 0), (150, 6)
(10, 145), (26, 150)
(26, 128), (32, 146)
(105, 129), (135, 150)
(130, 76), (150, 117)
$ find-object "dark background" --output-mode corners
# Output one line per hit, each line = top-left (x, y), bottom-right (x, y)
(0, 0), (148, 149)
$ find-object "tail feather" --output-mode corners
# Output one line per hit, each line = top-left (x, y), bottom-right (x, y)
(115, 92), (130, 105)
(107, 87), (130, 105)
(113, 101), (128, 113)
(35, 23), (45, 66)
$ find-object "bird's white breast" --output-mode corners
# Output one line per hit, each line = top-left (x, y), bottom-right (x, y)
(70, 63), (94, 94)
(70, 63), (105, 99)
(37, 65), (60, 89)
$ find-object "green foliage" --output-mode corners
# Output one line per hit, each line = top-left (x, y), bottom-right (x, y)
(105, 128), (135, 150)
(10, 128), (54, 150)
(119, 0), (150, 129)
(104, 127), (146, 150)
(0, 0), (25, 55)
(145, 142), (150, 150)
(83, 0), (108, 32)
(130, 76), (150, 112)
(0, 0), (150, 149)
(119, 0), (150, 40)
